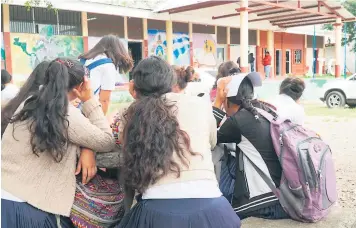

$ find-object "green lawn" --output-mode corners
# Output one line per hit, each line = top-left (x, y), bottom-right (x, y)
(304, 104), (356, 118)
(108, 102), (132, 116)
(108, 101), (356, 120)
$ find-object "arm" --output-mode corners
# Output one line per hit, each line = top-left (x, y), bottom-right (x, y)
(99, 90), (112, 115)
(67, 98), (116, 152)
(217, 116), (242, 145)
(208, 106), (217, 150)
(211, 106), (241, 145)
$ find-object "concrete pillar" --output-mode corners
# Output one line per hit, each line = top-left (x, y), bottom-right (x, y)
(166, 20), (173, 64)
(334, 17), (342, 78)
(256, 30), (260, 72)
(239, 0), (249, 73)
(81, 12), (89, 52)
(3, 4), (10, 32)
(189, 22), (193, 66)
(2, 4), (12, 74)
(143, 18), (148, 58)
(304, 34), (308, 75)
(267, 30), (274, 78)
(124, 16), (128, 39)
(227, 27), (231, 61)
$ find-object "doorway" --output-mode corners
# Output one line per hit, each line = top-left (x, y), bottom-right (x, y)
(286, 50), (291, 75)
(275, 49), (282, 76)
(128, 41), (143, 80)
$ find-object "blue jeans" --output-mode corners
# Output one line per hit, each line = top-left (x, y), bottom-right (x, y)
(264, 65), (271, 78)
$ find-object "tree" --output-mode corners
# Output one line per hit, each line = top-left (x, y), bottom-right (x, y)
(323, 0), (356, 52)
(1, 0), (56, 12)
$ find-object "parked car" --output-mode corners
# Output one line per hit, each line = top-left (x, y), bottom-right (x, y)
(320, 73), (356, 108)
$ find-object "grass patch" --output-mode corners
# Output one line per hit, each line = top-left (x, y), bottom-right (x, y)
(304, 104), (356, 118)
(108, 102), (132, 116)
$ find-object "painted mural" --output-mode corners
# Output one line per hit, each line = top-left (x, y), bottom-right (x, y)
(10, 25), (83, 82)
(192, 33), (217, 68)
(1, 33), (5, 70)
(148, 30), (190, 66)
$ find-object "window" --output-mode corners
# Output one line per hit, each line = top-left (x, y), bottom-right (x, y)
(9, 5), (82, 35)
(294, 50), (302, 64)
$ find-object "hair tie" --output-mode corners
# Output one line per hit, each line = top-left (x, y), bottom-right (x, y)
(56, 59), (74, 68)
(254, 115), (259, 120)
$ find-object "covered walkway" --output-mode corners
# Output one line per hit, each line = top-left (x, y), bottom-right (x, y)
(157, 0), (355, 77)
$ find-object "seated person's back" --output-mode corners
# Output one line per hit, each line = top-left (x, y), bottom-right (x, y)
(212, 72), (288, 220)
(271, 77), (306, 125)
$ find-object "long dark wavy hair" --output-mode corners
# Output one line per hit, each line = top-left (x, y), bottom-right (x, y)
(122, 56), (196, 193)
(79, 34), (134, 73)
(9, 58), (86, 162)
(1, 61), (50, 137)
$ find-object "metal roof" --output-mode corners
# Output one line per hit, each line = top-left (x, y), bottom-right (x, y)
(156, 0), (356, 28)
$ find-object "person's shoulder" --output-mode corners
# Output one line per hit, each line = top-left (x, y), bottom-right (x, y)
(84, 54), (108, 65)
(166, 92), (211, 109)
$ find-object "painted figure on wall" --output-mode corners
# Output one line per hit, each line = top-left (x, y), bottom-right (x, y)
(193, 33), (217, 68)
(148, 30), (190, 66)
(11, 25), (84, 82)
(1, 33), (5, 69)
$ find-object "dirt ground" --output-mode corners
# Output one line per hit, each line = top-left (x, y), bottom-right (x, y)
(243, 115), (356, 228)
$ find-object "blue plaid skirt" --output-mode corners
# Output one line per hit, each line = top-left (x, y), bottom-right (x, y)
(1, 199), (74, 228)
(117, 197), (240, 228)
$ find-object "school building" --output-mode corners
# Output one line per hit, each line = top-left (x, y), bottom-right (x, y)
(1, 0), (355, 83)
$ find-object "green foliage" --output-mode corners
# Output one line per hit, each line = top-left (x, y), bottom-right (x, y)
(323, 0), (356, 52)
(23, 0), (57, 13)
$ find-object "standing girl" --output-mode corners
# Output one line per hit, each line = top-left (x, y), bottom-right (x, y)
(79, 35), (133, 114)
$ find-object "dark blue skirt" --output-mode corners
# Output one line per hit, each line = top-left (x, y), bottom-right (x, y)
(117, 197), (240, 228)
(1, 199), (75, 228)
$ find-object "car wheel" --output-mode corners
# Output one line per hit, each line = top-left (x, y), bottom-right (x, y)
(326, 91), (346, 108)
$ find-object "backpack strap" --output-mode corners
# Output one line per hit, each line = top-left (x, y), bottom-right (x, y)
(86, 58), (113, 71)
(256, 107), (285, 124)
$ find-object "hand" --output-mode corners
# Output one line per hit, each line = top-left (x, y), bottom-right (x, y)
(73, 76), (92, 102)
(71, 98), (81, 107)
(75, 148), (97, 184)
(214, 77), (232, 109)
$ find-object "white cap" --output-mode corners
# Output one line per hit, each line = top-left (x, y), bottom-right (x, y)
(226, 72), (262, 98)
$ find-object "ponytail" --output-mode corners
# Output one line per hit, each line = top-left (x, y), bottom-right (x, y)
(10, 59), (84, 162)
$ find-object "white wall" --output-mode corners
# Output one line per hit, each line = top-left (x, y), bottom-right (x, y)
(324, 42), (356, 75)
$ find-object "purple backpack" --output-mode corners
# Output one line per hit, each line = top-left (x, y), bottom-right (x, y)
(255, 108), (337, 223)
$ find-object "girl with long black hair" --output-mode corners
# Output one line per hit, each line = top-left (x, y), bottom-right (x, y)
(116, 56), (240, 228)
(79, 35), (133, 114)
(1, 58), (116, 227)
